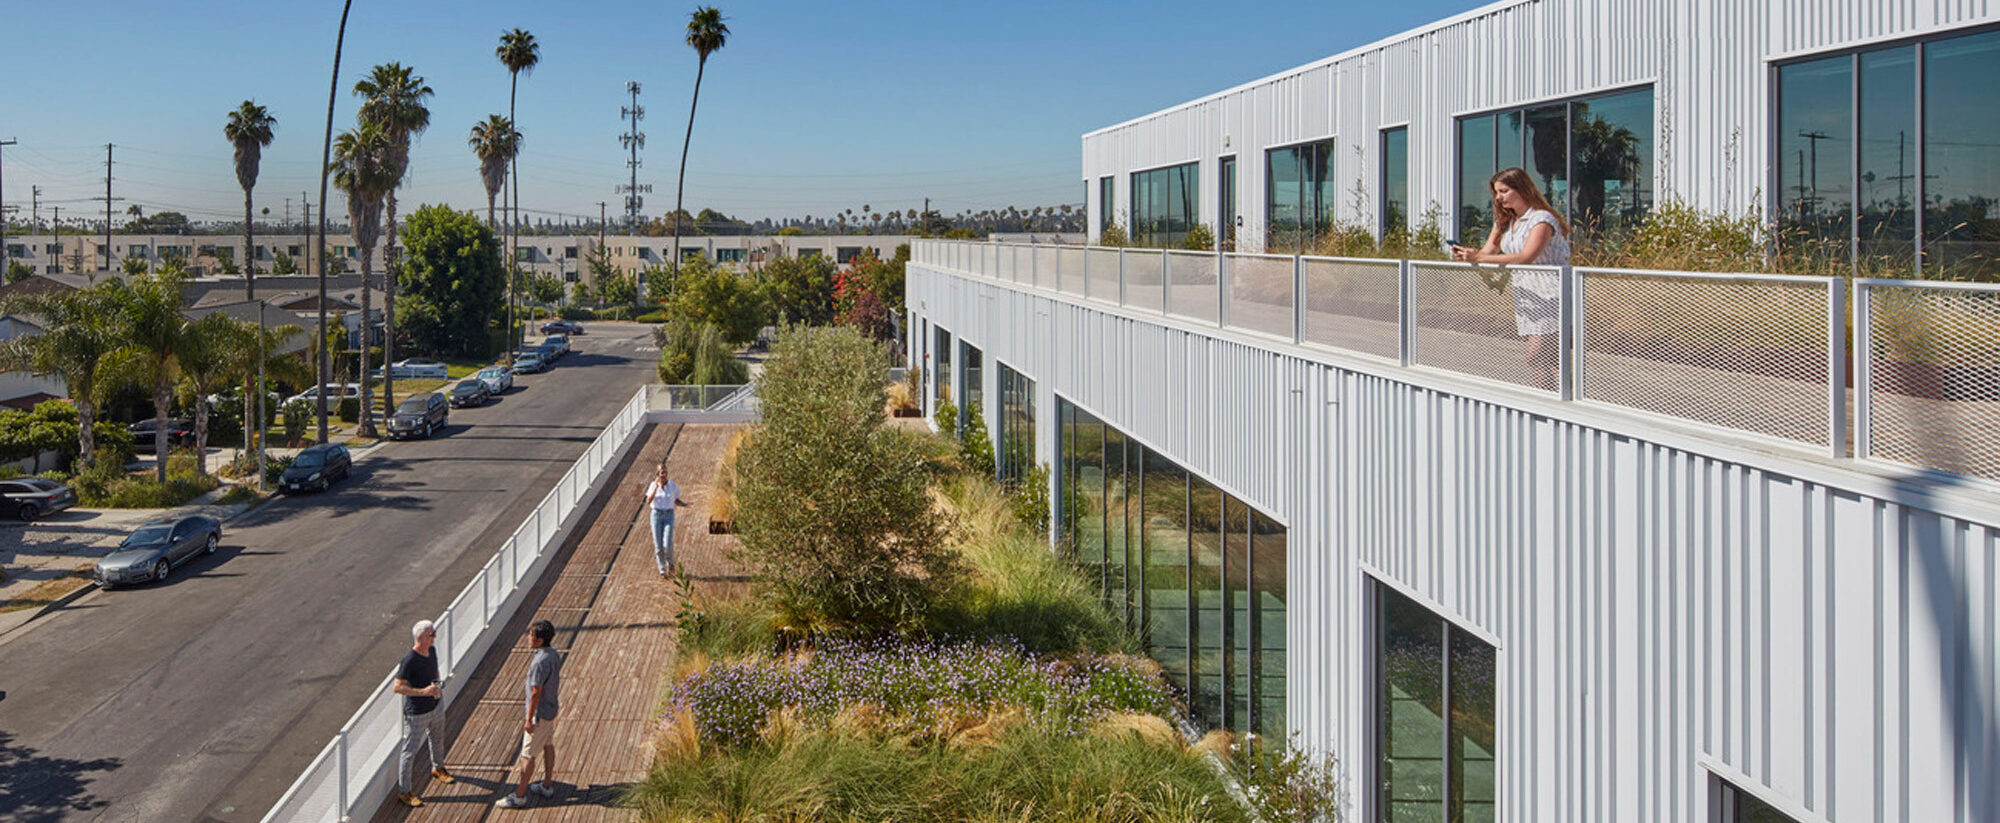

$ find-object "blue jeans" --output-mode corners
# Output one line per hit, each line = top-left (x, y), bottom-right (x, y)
(651, 509), (676, 572)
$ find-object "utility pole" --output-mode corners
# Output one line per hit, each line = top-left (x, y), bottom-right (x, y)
(302, 201), (312, 274)
(96, 143), (124, 274)
(1797, 130), (1830, 220)
(32, 185), (40, 232)
(51, 206), (60, 273)
(619, 81), (646, 236)
(0, 138), (15, 277)
(598, 201), (607, 250)
(284, 197), (291, 229)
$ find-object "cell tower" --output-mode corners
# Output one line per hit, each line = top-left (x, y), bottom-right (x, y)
(618, 81), (650, 235)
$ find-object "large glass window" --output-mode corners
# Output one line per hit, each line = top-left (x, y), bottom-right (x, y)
(1715, 780), (1803, 823)
(1924, 29), (2000, 275)
(933, 326), (952, 411)
(1266, 139), (1336, 251)
(1131, 162), (1200, 248)
(1219, 155), (1239, 251)
(1379, 584), (1496, 823)
(1057, 396), (1288, 738)
(962, 342), (984, 456)
(1100, 176), (1116, 235)
(997, 362), (1035, 484)
(1381, 127), (1410, 239)
(1776, 28), (2000, 277)
(1455, 87), (1653, 240)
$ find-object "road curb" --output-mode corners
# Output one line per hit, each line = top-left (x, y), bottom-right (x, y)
(0, 577), (99, 641)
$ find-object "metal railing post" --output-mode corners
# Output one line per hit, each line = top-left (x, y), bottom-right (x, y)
(1161, 250), (1170, 313)
(336, 730), (350, 820)
(1293, 254), (1305, 344)
(1559, 264), (1578, 401)
(1219, 253), (1232, 328)
(1398, 259), (1416, 367)
(1852, 280), (1874, 461)
(1117, 248), (1127, 305)
(440, 610), (454, 672)
(1824, 279), (1847, 459)
(1030, 243), (1038, 287)
(1214, 249), (1225, 327)
(1081, 248), (1090, 300)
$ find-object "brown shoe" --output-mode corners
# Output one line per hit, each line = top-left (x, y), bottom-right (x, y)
(396, 791), (425, 808)
(432, 766), (456, 784)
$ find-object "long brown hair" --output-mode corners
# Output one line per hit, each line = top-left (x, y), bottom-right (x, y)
(1490, 167), (1570, 236)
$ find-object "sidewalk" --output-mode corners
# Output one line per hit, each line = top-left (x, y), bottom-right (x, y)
(370, 422), (747, 822)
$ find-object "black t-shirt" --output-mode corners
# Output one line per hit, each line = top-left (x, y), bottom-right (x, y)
(398, 648), (440, 715)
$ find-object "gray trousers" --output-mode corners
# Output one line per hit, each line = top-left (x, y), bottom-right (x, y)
(398, 710), (444, 792)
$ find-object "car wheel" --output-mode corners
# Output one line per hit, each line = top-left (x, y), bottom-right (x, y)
(18, 503), (38, 522)
(205, 533), (219, 554)
(153, 559), (171, 583)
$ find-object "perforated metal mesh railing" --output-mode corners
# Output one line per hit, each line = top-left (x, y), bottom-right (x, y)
(1226, 253), (1296, 339)
(1859, 280), (2000, 481)
(1165, 250), (1220, 323)
(1412, 261), (1565, 391)
(1302, 256), (1401, 360)
(1125, 249), (1166, 311)
(1577, 269), (1838, 448)
(1086, 247), (1121, 303)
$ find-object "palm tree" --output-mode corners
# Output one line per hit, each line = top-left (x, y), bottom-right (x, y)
(229, 313), (307, 476)
(0, 285), (122, 469)
(225, 102), (277, 295)
(672, 8), (729, 288)
(469, 115), (519, 231)
(106, 272), (196, 481)
(173, 313), (255, 477)
(332, 123), (402, 438)
(497, 28), (539, 357)
(355, 62), (433, 418)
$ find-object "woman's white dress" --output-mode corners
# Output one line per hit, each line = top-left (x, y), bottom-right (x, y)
(1500, 209), (1570, 336)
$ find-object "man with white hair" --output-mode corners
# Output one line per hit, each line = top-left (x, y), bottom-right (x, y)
(391, 619), (453, 807)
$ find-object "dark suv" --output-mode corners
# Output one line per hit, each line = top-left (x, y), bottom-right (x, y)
(129, 418), (196, 452)
(386, 392), (449, 439)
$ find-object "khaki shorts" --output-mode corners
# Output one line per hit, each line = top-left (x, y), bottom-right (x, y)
(521, 716), (557, 757)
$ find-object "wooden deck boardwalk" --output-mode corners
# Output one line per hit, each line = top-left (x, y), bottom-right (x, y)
(369, 422), (747, 823)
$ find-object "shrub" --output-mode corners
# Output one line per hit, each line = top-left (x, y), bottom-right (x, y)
(634, 310), (668, 324)
(1182, 222), (1216, 251)
(1007, 462), (1052, 536)
(218, 485), (262, 505)
(336, 397), (360, 424)
(933, 393), (958, 439)
(598, 304), (635, 321)
(958, 404), (995, 475)
(931, 473), (1130, 654)
(1230, 735), (1344, 823)
(733, 325), (960, 636)
(558, 305), (597, 321)
(281, 399), (311, 446)
(1099, 224), (1131, 247)
(688, 322), (749, 386)
(655, 314), (696, 384)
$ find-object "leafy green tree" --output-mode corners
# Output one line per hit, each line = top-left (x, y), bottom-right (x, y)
(355, 61), (434, 417)
(172, 313), (256, 476)
(595, 270), (638, 305)
(224, 101), (276, 300)
(271, 251), (299, 274)
(0, 286), (123, 467)
(103, 271), (196, 480)
(332, 122), (402, 437)
(122, 210), (194, 235)
(396, 204), (504, 357)
(760, 254), (838, 326)
(120, 257), (149, 277)
(734, 325), (958, 634)
(666, 256), (764, 345)
(569, 279), (594, 305)
(672, 7), (730, 289)
(4, 260), (33, 283)
(529, 272), (563, 304)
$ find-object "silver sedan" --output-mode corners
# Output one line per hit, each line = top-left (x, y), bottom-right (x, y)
(93, 515), (223, 587)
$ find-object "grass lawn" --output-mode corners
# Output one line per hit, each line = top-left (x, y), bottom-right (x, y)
(0, 566), (93, 615)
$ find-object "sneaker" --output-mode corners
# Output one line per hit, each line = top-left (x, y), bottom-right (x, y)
(431, 766), (456, 784)
(529, 781), (556, 798)
(396, 791), (425, 808)
(495, 793), (528, 809)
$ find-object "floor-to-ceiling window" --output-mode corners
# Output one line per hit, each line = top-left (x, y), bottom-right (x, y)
(1058, 396), (1288, 737)
(1378, 583), (1496, 823)
(1131, 162), (1200, 248)
(1266, 139), (1337, 252)
(997, 362), (1034, 483)
(1219, 156), (1238, 251)
(1100, 176), (1117, 236)
(934, 326), (953, 413)
(1381, 126), (1410, 240)
(1714, 780), (1803, 823)
(1776, 27), (2000, 277)
(1455, 86), (1654, 240)
(961, 341), (984, 445)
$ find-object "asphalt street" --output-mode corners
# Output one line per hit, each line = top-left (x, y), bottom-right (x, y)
(0, 321), (660, 823)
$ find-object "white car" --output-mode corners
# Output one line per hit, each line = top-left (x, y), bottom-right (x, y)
(284, 383), (362, 411)
(476, 365), (515, 394)
(372, 358), (449, 380)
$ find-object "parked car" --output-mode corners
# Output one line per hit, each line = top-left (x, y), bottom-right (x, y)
(386, 392), (449, 439)
(475, 365), (515, 394)
(0, 476), (78, 521)
(542, 334), (571, 357)
(533, 341), (563, 364)
(371, 358), (450, 380)
(279, 443), (352, 493)
(285, 383), (363, 412)
(510, 351), (547, 374)
(447, 378), (491, 408)
(128, 418), (196, 452)
(541, 319), (584, 335)
(93, 514), (222, 587)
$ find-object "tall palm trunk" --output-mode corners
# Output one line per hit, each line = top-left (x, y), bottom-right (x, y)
(77, 397), (97, 469)
(671, 56), (708, 296)
(506, 74), (519, 357)
(153, 376), (172, 482)
(357, 252), (376, 438)
(382, 191), (398, 417)
(244, 189), (256, 300)
(193, 393), (212, 476)
(488, 192), (498, 231)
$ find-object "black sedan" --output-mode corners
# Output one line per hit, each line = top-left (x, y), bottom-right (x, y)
(0, 476), (78, 521)
(279, 443), (352, 493)
(93, 515), (223, 587)
(447, 378), (491, 408)
(540, 319), (584, 335)
(129, 418), (196, 452)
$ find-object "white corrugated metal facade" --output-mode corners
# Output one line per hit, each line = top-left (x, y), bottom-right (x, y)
(1081, 0), (2000, 247)
(909, 261), (2000, 822)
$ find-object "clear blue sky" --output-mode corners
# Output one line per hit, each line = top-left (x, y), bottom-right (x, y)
(0, 0), (1482, 228)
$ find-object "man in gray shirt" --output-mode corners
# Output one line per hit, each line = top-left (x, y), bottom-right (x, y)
(496, 619), (562, 808)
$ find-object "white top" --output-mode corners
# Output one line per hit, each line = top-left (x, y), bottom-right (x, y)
(1500, 209), (1571, 266)
(646, 479), (680, 511)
